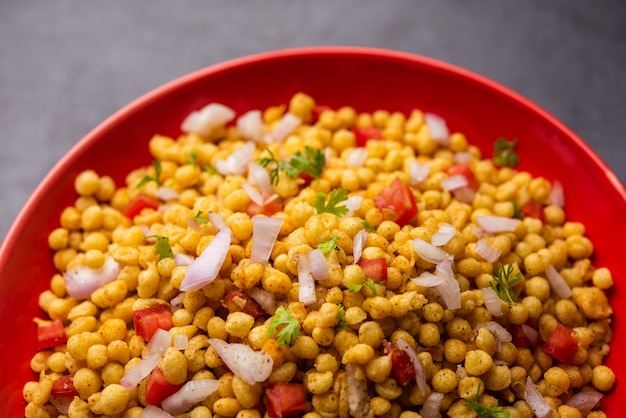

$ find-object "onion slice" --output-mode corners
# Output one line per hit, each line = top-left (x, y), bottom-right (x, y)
(242, 182), (264, 206)
(452, 186), (476, 204)
(425, 113), (450, 144)
(524, 377), (553, 418)
(346, 148), (368, 167)
(431, 223), (456, 247)
(353, 229), (368, 264)
(481, 287), (503, 317)
(248, 162), (273, 196)
(250, 217), (283, 266)
(342, 195), (363, 217)
(410, 271), (445, 288)
(308, 248), (328, 281)
(265, 112), (301, 142)
(120, 353), (160, 389)
(297, 253), (317, 306)
(145, 329), (172, 358)
(180, 228), (231, 292)
(433, 259), (461, 310)
(440, 174), (468, 191)
(549, 180), (565, 208)
(173, 334), (189, 351)
(454, 151), (473, 164)
(247, 286), (277, 314)
(237, 110), (265, 142)
(155, 186), (179, 201)
(420, 391), (444, 418)
(63, 257), (121, 300)
(566, 391), (603, 411)
(214, 142), (255, 176)
(413, 238), (453, 264)
(410, 160), (430, 185)
(545, 265), (572, 299)
(474, 321), (512, 351)
(521, 324), (539, 346)
(161, 379), (219, 415)
(475, 239), (501, 263)
(476, 215), (520, 234)
(346, 364), (370, 418)
(207, 339), (273, 385)
(181, 103), (236, 137)
(142, 405), (173, 418)
(174, 253), (195, 267)
(396, 337), (427, 396)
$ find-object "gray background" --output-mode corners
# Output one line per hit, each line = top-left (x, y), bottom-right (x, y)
(1, 1), (625, 241)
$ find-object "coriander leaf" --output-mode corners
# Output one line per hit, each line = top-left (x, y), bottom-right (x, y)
(317, 235), (340, 253)
(362, 221), (376, 233)
(187, 149), (198, 166)
(493, 137), (520, 168)
(313, 188), (349, 216)
(347, 277), (383, 296)
(267, 306), (301, 345)
(489, 264), (519, 306)
(142, 235), (173, 260)
(203, 164), (220, 175)
(348, 283), (365, 293)
(464, 382), (510, 418)
(510, 200), (524, 220)
(337, 304), (347, 329)
(136, 160), (162, 188)
(192, 210), (210, 225)
(257, 148), (283, 186)
(258, 146), (326, 186)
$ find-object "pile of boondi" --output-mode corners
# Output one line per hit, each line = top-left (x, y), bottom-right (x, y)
(23, 93), (615, 418)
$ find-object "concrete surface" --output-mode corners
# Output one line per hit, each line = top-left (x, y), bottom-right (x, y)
(1, 0), (625, 241)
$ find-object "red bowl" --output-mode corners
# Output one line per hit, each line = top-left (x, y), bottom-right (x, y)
(1, 47), (624, 416)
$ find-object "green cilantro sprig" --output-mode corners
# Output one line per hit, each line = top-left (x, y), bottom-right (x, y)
(510, 200), (524, 220)
(493, 137), (520, 168)
(142, 235), (173, 260)
(267, 306), (301, 345)
(348, 277), (384, 296)
(317, 235), (340, 253)
(337, 304), (347, 329)
(192, 210), (210, 225)
(258, 146), (325, 186)
(187, 149), (198, 166)
(203, 164), (220, 175)
(362, 221), (376, 233)
(464, 382), (510, 418)
(489, 264), (520, 306)
(137, 160), (163, 188)
(313, 188), (349, 216)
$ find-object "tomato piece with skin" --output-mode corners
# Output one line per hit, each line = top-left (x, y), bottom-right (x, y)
(353, 127), (383, 147)
(357, 258), (388, 282)
(51, 374), (79, 398)
(123, 193), (160, 219)
(542, 323), (578, 364)
(383, 341), (416, 386)
(222, 290), (266, 318)
(266, 382), (307, 418)
(446, 163), (478, 190)
(373, 177), (418, 227)
(146, 368), (183, 407)
(521, 200), (545, 222)
(246, 200), (283, 218)
(37, 319), (68, 351)
(511, 325), (532, 348)
(132, 305), (173, 342)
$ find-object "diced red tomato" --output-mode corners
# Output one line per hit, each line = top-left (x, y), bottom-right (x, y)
(37, 319), (67, 351)
(353, 127), (383, 147)
(521, 200), (545, 222)
(222, 290), (266, 318)
(511, 325), (532, 348)
(542, 323), (578, 364)
(298, 171), (315, 187)
(132, 305), (173, 342)
(246, 200), (283, 218)
(357, 258), (388, 282)
(446, 163), (478, 190)
(51, 374), (79, 397)
(146, 368), (183, 407)
(373, 177), (418, 227)
(266, 382), (307, 418)
(383, 341), (416, 386)
(123, 193), (160, 219)
(311, 105), (332, 123)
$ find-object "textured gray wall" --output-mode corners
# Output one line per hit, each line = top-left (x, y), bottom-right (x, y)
(1, 1), (625, 240)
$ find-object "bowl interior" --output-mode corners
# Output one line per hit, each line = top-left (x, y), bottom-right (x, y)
(1, 47), (624, 416)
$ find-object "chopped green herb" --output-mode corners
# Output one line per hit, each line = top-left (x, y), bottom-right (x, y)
(142, 235), (173, 260)
(192, 210), (210, 225)
(317, 235), (340, 253)
(267, 306), (301, 345)
(348, 277), (384, 296)
(258, 146), (326, 186)
(362, 221), (376, 233)
(187, 149), (198, 166)
(493, 137), (520, 168)
(203, 164), (220, 175)
(313, 188), (349, 216)
(464, 382), (510, 418)
(337, 304), (347, 329)
(136, 160), (162, 188)
(511, 200), (524, 220)
(489, 264), (520, 306)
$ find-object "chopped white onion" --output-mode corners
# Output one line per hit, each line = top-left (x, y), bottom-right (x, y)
(308, 248), (328, 281)
(524, 377), (553, 418)
(214, 142), (255, 176)
(169, 292), (185, 312)
(410, 271), (445, 287)
(297, 253), (317, 306)
(412, 238), (453, 264)
(475, 239), (502, 263)
(236, 110), (265, 142)
(455, 365), (468, 381)
(493, 359), (509, 366)
(145, 329), (172, 358)
(521, 324), (539, 346)
(139, 224), (155, 238)
(452, 186), (476, 204)
(425, 113), (450, 144)
(248, 162), (273, 196)
(474, 321), (512, 351)
(142, 405), (173, 418)
(173, 334), (189, 351)
(157, 204), (170, 214)
(155, 186), (179, 201)
(180, 228), (231, 292)
(566, 391), (603, 410)
(50, 397), (72, 416)
(120, 353), (160, 389)
(346, 364), (371, 418)
(265, 112), (301, 142)
(549, 180), (565, 208)
(410, 160), (430, 185)
(476, 215), (521, 234)
(242, 181), (264, 206)
(250, 217), (283, 266)
(207, 339), (273, 385)
(396, 337), (427, 396)
(342, 195), (363, 217)
(433, 259), (461, 310)
(440, 174), (468, 191)
(247, 287), (277, 314)
(181, 103), (236, 137)
(174, 253), (195, 267)
(420, 391), (444, 418)
(207, 212), (230, 235)
(64, 257), (121, 300)
(346, 148), (368, 167)
(162, 379), (219, 415)
(454, 151), (473, 164)
(545, 265), (572, 299)
(431, 223), (456, 247)
(353, 229), (368, 264)
(481, 287), (503, 317)
(186, 217), (202, 233)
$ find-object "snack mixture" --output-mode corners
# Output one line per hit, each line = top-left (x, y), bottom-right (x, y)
(23, 93), (615, 418)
